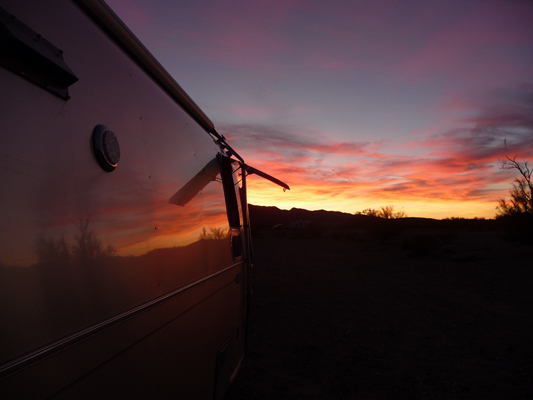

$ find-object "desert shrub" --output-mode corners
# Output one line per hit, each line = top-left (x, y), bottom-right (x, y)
(492, 157), (532, 244)
(379, 205), (407, 219)
(359, 205), (408, 219)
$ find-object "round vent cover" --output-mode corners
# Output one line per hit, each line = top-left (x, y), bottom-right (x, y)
(92, 124), (120, 172)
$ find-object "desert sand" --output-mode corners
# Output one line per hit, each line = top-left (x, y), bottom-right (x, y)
(225, 213), (532, 399)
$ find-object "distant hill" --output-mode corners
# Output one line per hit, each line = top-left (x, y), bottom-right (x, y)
(248, 204), (498, 232)
(248, 205), (371, 230)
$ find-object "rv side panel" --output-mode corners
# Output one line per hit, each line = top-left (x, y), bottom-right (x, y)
(0, 0), (246, 398)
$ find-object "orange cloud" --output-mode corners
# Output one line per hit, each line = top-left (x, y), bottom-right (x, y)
(223, 85), (533, 218)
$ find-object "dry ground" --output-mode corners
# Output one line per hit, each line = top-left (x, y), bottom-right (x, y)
(225, 232), (533, 399)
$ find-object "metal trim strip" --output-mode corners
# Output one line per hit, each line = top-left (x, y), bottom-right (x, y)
(0, 262), (242, 379)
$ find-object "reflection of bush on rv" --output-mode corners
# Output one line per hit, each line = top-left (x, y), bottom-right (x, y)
(0, 216), (236, 363)
(0, 1), (288, 399)
(200, 226), (232, 240)
(35, 218), (116, 265)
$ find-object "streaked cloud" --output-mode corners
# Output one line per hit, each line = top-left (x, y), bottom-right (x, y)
(104, 0), (533, 218)
(224, 85), (533, 218)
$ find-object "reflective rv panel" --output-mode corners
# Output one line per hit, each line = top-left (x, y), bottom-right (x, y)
(0, 153), (232, 363)
(0, 0), (240, 381)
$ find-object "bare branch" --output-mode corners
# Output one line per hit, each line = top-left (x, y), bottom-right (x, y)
(497, 157), (533, 217)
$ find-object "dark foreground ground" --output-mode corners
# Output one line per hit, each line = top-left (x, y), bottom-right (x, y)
(225, 232), (533, 399)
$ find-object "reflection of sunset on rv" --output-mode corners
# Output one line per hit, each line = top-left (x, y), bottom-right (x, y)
(117, 179), (231, 257)
(107, 0), (533, 219)
(1, 2), (290, 396)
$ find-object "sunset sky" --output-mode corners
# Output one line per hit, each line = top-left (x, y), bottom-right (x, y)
(106, 0), (533, 218)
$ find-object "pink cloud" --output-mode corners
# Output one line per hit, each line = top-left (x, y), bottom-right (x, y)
(225, 106), (278, 120)
(104, 0), (533, 218)
(221, 124), (369, 160)
(190, 0), (301, 71)
(392, 2), (533, 83)
(230, 84), (533, 216)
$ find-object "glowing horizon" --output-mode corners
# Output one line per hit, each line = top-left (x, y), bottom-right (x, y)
(107, 0), (533, 219)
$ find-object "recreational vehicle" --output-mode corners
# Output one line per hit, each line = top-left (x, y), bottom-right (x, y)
(0, 0), (288, 398)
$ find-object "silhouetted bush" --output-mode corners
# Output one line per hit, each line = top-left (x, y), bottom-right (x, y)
(496, 157), (532, 219)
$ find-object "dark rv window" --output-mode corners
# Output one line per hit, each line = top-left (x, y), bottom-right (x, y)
(218, 154), (241, 228)
(0, 6), (79, 99)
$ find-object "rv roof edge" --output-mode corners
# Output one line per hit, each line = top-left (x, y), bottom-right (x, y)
(73, 0), (215, 134)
